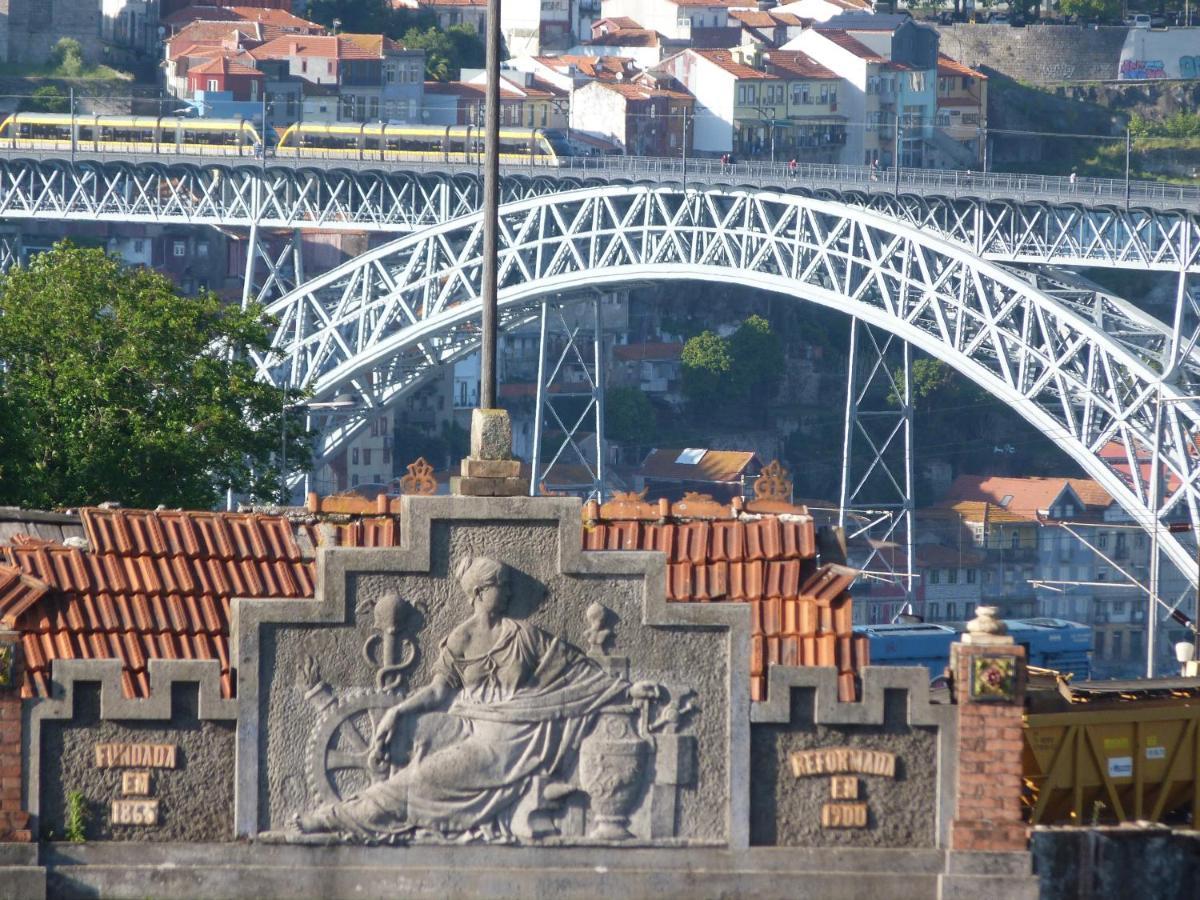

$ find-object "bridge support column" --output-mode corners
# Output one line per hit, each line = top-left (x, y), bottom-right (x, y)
(838, 318), (916, 622)
(529, 294), (607, 501)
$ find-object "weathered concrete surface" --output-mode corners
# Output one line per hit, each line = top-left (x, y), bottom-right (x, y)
(39, 683), (235, 842)
(0, 843), (45, 900)
(934, 24), (1130, 84)
(42, 843), (952, 899)
(1032, 828), (1200, 900)
(751, 688), (938, 847)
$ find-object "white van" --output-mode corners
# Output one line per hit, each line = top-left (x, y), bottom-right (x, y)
(1125, 13), (1152, 28)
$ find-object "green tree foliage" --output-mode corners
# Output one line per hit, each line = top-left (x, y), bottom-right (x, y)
(727, 314), (784, 403)
(23, 85), (69, 113)
(402, 25), (485, 81)
(305, 0), (395, 33)
(1130, 111), (1200, 140)
(0, 243), (310, 509)
(605, 387), (656, 445)
(51, 37), (84, 77)
(681, 330), (731, 406)
(681, 316), (783, 417)
(1057, 0), (1121, 21)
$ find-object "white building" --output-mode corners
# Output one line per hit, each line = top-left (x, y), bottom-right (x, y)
(775, 0), (873, 23)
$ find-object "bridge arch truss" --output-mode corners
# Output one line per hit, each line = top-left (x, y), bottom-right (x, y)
(255, 184), (1200, 578)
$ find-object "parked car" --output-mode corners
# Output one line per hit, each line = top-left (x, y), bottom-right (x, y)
(1124, 13), (1152, 28)
(989, 13), (1009, 24)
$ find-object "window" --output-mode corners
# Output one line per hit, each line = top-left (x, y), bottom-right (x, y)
(1098, 532), (1109, 549)
(1111, 630), (1123, 659)
(352, 474), (360, 487)
(1130, 629), (1143, 659)
(1097, 569), (1108, 582)
(1010, 531), (1020, 549)
(1114, 600), (1125, 614)
(929, 568), (940, 584)
(382, 449), (391, 466)
(983, 571), (992, 584)
(133, 240), (145, 254)
(373, 474), (382, 484)
(965, 603), (975, 620)
(948, 568), (958, 585)
(363, 449), (372, 466)
(172, 240), (186, 257)
(966, 568), (976, 584)
(946, 602), (957, 620)
(327, 61), (334, 74)
(301, 60), (308, 73)
(206, 79), (219, 92)
(1094, 631), (1105, 656)
(929, 603), (939, 620)
(1115, 533), (1126, 553)
(351, 448), (359, 465)
(196, 242), (208, 258)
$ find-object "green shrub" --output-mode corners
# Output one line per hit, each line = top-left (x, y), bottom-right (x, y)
(64, 790), (87, 843)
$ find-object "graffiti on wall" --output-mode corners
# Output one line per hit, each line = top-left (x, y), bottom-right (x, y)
(1120, 58), (1167, 79)
(1119, 30), (1200, 80)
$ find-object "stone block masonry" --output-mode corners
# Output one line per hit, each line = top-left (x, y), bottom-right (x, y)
(935, 24), (1131, 84)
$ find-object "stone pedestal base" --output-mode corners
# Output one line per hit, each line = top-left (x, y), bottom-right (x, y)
(453, 409), (527, 497)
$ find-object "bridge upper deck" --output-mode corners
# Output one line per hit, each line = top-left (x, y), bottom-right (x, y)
(0, 149), (1197, 219)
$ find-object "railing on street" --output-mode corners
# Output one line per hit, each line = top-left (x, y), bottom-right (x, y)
(4, 147), (1199, 213)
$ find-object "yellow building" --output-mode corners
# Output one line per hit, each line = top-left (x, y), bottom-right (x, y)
(936, 54), (987, 167)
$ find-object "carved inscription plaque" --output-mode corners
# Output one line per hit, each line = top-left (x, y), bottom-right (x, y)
(122, 771), (151, 796)
(791, 747), (898, 830)
(821, 802), (868, 828)
(111, 799), (159, 826)
(94, 743), (177, 769)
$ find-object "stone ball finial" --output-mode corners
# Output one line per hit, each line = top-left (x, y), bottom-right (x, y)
(962, 605), (1014, 645)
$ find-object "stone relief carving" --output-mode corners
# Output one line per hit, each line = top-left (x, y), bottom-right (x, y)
(272, 557), (699, 845)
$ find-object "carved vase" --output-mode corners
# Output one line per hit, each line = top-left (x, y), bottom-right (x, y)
(579, 705), (649, 840)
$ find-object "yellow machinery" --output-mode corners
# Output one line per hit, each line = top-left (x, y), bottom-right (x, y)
(1023, 671), (1200, 825)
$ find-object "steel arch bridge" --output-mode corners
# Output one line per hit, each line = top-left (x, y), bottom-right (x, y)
(0, 156), (1197, 275)
(254, 184), (1200, 577)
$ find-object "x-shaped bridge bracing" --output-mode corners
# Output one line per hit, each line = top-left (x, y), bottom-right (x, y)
(254, 185), (1200, 580)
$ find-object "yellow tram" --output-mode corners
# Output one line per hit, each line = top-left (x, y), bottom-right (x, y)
(0, 113), (262, 155)
(273, 122), (567, 165)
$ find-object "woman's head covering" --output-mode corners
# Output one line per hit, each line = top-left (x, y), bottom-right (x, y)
(453, 555), (506, 602)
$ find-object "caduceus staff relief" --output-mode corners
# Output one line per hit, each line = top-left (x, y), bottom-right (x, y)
(298, 592), (422, 806)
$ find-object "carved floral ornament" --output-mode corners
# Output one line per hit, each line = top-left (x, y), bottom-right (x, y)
(275, 556), (700, 846)
(399, 457), (437, 496)
(753, 460), (793, 501)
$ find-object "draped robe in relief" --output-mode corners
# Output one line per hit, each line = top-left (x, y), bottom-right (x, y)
(307, 617), (626, 838)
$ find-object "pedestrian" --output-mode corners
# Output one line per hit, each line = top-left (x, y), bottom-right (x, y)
(721, 152), (728, 170)
(869, 158), (879, 182)
(788, 157), (797, 177)
(1069, 169), (1077, 191)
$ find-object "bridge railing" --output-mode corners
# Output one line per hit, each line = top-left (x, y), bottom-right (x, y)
(2, 147), (1198, 212)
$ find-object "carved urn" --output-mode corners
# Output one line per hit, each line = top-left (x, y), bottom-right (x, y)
(579, 704), (649, 840)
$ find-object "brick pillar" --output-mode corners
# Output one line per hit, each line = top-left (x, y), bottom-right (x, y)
(0, 630), (31, 842)
(949, 607), (1027, 853)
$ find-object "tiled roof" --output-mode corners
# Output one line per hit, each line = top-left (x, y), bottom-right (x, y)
(689, 49), (775, 80)
(594, 16), (642, 29)
(167, 22), (261, 58)
(5, 497), (861, 705)
(588, 29), (664, 48)
(941, 500), (1036, 526)
(665, 0), (746, 6)
(612, 341), (684, 361)
(188, 55), (264, 78)
(340, 32), (406, 55)
(535, 55), (639, 81)
(250, 34), (391, 61)
(3, 508), (314, 699)
(812, 28), (885, 62)
(594, 82), (692, 101)
(938, 53), (987, 80)
(641, 448), (760, 483)
(731, 9), (808, 27)
(164, 4), (325, 31)
(941, 474), (1113, 520)
(763, 49), (838, 80)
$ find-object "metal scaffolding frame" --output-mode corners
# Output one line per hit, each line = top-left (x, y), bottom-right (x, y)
(529, 295), (606, 501)
(838, 319), (916, 617)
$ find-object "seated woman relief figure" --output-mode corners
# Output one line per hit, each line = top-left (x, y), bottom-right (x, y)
(292, 556), (674, 844)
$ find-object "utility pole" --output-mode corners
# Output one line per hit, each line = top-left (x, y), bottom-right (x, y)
(480, 0), (501, 409)
(894, 115), (902, 193)
(681, 106), (688, 187)
(69, 87), (76, 164)
(1124, 125), (1132, 209)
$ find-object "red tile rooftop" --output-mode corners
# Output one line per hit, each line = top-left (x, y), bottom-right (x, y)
(3, 493), (859, 704)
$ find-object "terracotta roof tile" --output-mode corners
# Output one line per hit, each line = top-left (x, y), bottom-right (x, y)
(0, 564), (49, 626)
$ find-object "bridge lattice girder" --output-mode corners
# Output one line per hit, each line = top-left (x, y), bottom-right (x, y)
(0, 158), (1197, 273)
(253, 185), (1200, 580)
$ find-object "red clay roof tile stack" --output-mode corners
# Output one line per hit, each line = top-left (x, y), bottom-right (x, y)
(1, 496), (861, 703)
